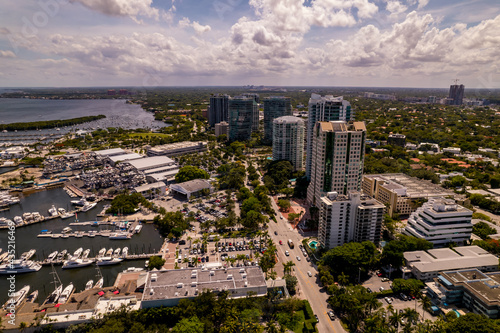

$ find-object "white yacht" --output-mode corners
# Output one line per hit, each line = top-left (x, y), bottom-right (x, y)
(60, 211), (75, 219)
(85, 280), (94, 290)
(57, 250), (67, 261)
(105, 248), (113, 256)
(48, 205), (58, 217)
(26, 290), (38, 303)
(62, 227), (72, 233)
(122, 247), (128, 258)
(109, 232), (131, 240)
(62, 258), (94, 269)
(3, 285), (29, 309)
(113, 248), (121, 257)
(82, 249), (90, 259)
(13, 216), (23, 225)
(96, 257), (123, 266)
(81, 202), (97, 212)
(94, 277), (104, 289)
(71, 197), (87, 206)
(58, 283), (74, 304)
(44, 284), (63, 305)
(98, 248), (106, 257)
(0, 260), (41, 275)
(73, 247), (83, 258)
(21, 249), (36, 260)
(47, 251), (58, 261)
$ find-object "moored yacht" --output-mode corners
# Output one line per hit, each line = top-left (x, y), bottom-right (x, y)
(85, 280), (94, 290)
(48, 205), (58, 217)
(47, 251), (58, 261)
(3, 285), (30, 309)
(82, 249), (90, 259)
(96, 257), (123, 266)
(58, 283), (74, 304)
(94, 277), (104, 289)
(73, 247), (83, 258)
(62, 258), (94, 269)
(0, 260), (41, 275)
(26, 290), (38, 303)
(98, 248), (106, 257)
(81, 202), (97, 212)
(122, 247), (128, 258)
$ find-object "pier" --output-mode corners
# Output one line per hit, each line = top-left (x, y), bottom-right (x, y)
(40, 253), (155, 266)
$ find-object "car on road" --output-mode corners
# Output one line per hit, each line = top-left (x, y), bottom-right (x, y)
(380, 287), (385, 292)
(279, 240), (283, 245)
(381, 277), (389, 282)
(366, 287), (372, 293)
(307, 271), (312, 277)
(384, 297), (392, 304)
(328, 311), (335, 320)
(274, 231), (278, 235)
(285, 251), (289, 256)
(314, 314), (318, 322)
(296, 256), (301, 261)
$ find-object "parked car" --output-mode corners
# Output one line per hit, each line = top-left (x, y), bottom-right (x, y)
(328, 311), (335, 320)
(307, 271), (312, 277)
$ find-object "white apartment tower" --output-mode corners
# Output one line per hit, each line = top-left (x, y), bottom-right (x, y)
(307, 121), (366, 206)
(306, 94), (353, 179)
(318, 191), (385, 249)
(404, 198), (473, 247)
(272, 116), (305, 171)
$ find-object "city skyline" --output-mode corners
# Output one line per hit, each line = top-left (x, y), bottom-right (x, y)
(0, 1), (499, 88)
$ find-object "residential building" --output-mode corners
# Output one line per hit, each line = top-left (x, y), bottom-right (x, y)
(208, 94), (229, 127)
(306, 94), (354, 179)
(215, 121), (229, 137)
(228, 96), (258, 141)
(447, 84), (465, 106)
(362, 173), (457, 217)
(442, 147), (461, 155)
(264, 96), (292, 143)
(140, 266), (267, 308)
(403, 246), (499, 282)
(272, 116), (305, 170)
(147, 141), (207, 157)
(307, 121), (366, 206)
(387, 134), (406, 147)
(427, 269), (500, 319)
(403, 197), (473, 247)
(318, 191), (385, 249)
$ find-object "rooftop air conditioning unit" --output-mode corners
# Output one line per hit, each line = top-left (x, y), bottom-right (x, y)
(149, 288), (154, 295)
(227, 274), (233, 280)
(177, 283), (183, 288)
(151, 273), (157, 282)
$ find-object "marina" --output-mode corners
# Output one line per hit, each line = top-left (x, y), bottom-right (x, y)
(0, 187), (163, 305)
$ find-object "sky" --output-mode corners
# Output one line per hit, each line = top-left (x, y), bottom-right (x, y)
(0, 0), (499, 88)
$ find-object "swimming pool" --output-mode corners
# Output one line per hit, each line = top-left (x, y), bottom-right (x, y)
(309, 240), (318, 249)
(453, 309), (461, 318)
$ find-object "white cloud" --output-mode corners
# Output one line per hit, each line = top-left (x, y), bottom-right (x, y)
(417, 0), (429, 9)
(386, 1), (408, 17)
(69, 0), (160, 22)
(0, 50), (16, 58)
(178, 18), (211, 34)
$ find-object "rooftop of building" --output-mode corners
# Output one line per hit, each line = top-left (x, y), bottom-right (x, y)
(141, 266), (266, 301)
(389, 133), (406, 138)
(439, 269), (500, 306)
(171, 179), (211, 194)
(309, 94), (345, 102)
(127, 156), (176, 170)
(423, 198), (472, 215)
(364, 173), (456, 199)
(148, 141), (207, 151)
(273, 116), (304, 124)
(108, 153), (143, 163)
(134, 182), (166, 193)
(404, 246), (498, 273)
(318, 121), (366, 132)
(94, 148), (126, 156)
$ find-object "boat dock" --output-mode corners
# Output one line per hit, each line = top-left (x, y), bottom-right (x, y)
(40, 253), (154, 266)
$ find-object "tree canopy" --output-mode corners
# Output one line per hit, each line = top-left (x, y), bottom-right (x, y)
(175, 165), (209, 183)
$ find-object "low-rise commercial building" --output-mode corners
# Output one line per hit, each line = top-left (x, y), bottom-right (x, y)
(134, 182), (167, 198)
(139, 266), (267, 308)
(126, 156), (179, 183)
(426, 269), (500, 319)
(147, 141), (207, 157)
(362, 173), (457, 217)
(94, 148), (126, 157)
(108, 153), (143, 166)
(403, 246), (498, 282)
(404, 198), (472, 247)
(170, 179), (213, 199)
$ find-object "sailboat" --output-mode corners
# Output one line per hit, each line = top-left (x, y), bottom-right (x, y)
(43, 264), (63, 305)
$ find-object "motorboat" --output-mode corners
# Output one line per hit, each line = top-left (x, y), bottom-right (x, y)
(62, 227), (72, 233)
(57, 250), (67, 261)
(13, 216), (23, 225)
(109, 232), (131, 240)
(113, 248), (121, 257)
(81, 202), (97, 212)
(0, 252), (9, 262)
(47, 251), (58, 261)
(58, 208), (66, 215)
(82, 249), (90, 259)
(3, 285), (29, 309)
(21, 249), (36, 260)
(58, 283), (74, 304)
(73, 247), (83, 258)
(85, 280), (94, 290)
(0, 260), (41, 275)
(122, 247), (128, 257)
(105, 248), (113, 256)
(71, 197), (87, 206)
(98, 248), (106, 257)
(62, 258), (94, 269)
(32, 212), (44, 222)
(26, 290), (38, 303)
(51, 234), (60, 239)
(96, 257), (123, 266)
(44, 284), (63, 305)
(94, 277), (104, 289)
(48, 205), (58, 217)
(22, 212), (33, 222)
(134, 224), (143, 233)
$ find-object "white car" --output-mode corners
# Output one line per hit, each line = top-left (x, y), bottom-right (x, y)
(296, 256), (301, 261)
(307, 271), (312, 277)
(285, 251), (290, 256)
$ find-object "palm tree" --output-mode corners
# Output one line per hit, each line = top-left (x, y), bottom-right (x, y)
(388, 311), (402, 330)
(267, 270), (277, 280)
(187, 236), (192, 249)
(402, 308), (419, 326)
(337, 272), (350, 287)
(283, 261), (295, 275)
(418, 296), (432, 321)
(265, 321), (279, 333)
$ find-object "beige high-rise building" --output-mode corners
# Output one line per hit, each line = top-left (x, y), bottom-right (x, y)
(307, 121), (366, 206)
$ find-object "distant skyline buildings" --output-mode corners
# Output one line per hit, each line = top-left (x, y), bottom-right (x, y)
(305, 94), (354, 179)
(447, 84), (465, 106)
(264, 96), (292, 143)
(208, 94), (229, 127)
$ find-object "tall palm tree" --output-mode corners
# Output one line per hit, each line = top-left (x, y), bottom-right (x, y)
(337, 272), (350, 287)
(418, 296), (432, 321)
(402, 308), (419, 326)
(388, 311), (401, 330)
(283, 260), (295, 275)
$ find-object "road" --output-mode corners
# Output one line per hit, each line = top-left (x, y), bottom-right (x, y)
(266, 198), (346, 333)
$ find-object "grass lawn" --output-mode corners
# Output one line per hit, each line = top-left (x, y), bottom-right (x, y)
(292, 309), (318, 333)
(129, 133), (171, 138)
